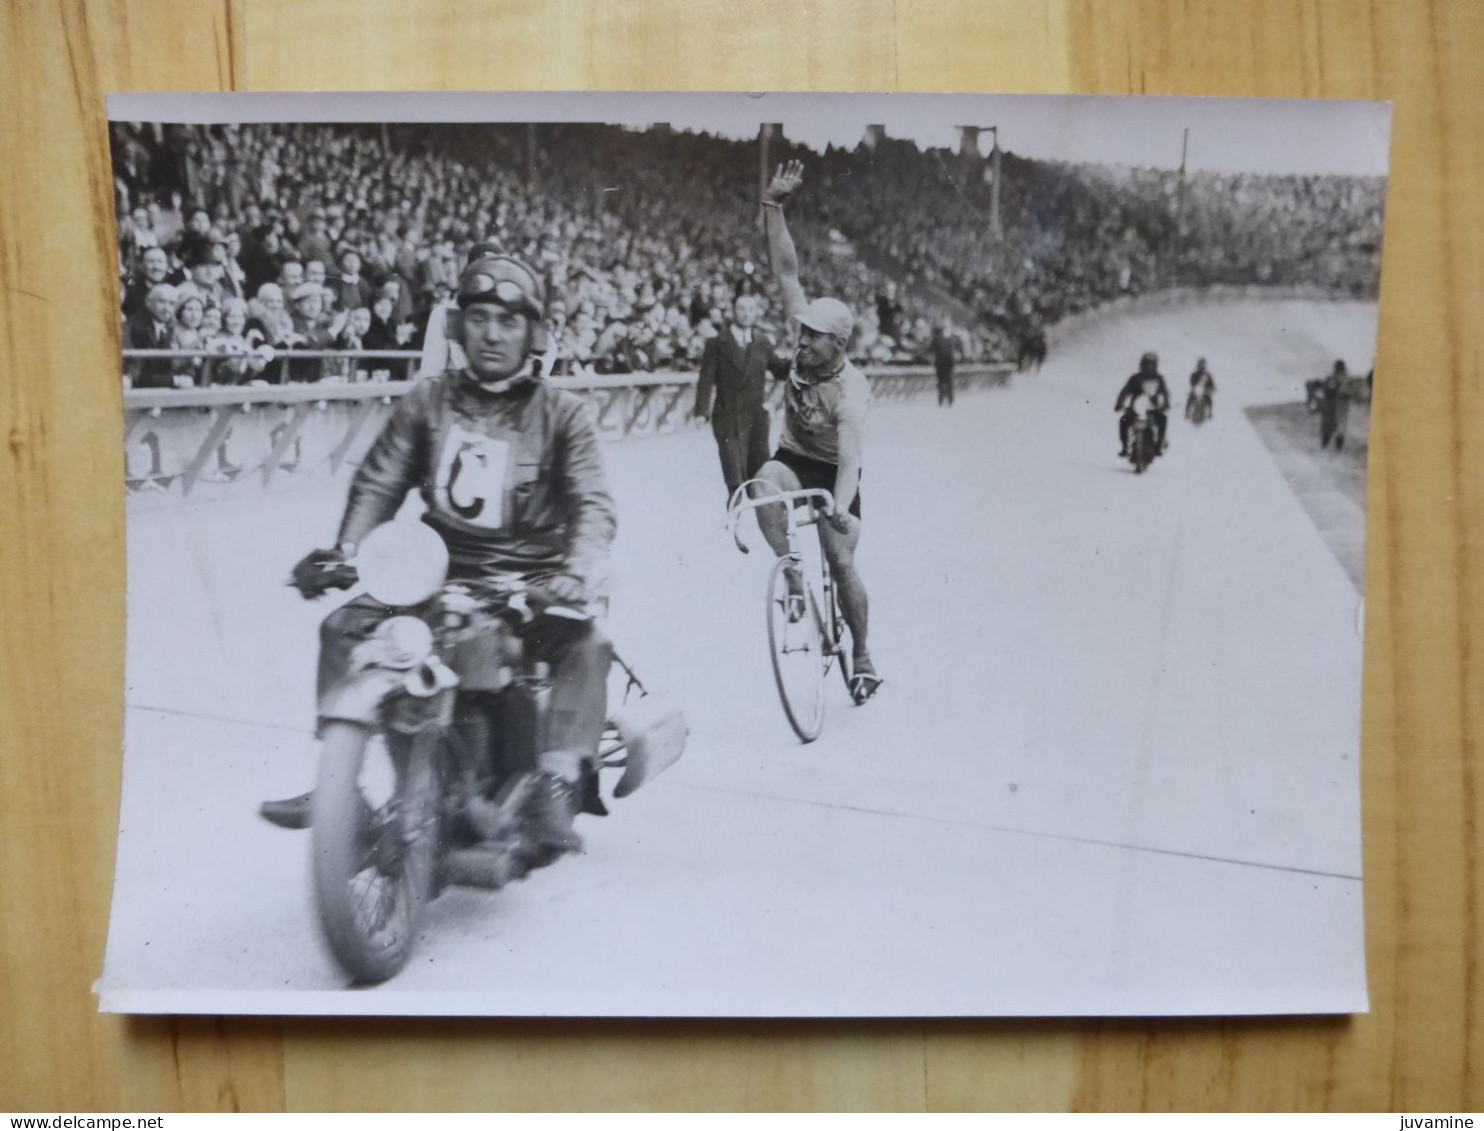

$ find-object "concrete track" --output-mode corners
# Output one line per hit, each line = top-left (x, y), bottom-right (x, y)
(101, 296), (1377, 1015)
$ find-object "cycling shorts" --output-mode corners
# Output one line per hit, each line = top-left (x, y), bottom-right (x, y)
(771, 447), (862, 519)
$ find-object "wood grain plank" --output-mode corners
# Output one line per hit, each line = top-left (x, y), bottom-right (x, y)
(284, 1020), (927, 1112)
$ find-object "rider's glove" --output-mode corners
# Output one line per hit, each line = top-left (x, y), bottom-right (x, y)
(289, 547), (358, 599)
(541, 573), (588, 609)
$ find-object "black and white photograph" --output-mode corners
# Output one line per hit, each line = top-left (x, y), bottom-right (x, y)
(100, 91), (1389, 1016)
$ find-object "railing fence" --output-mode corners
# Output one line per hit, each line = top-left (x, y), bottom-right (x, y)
(122, 353), (1012, 505)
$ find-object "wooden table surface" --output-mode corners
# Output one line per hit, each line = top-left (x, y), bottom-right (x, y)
(1, 0), (1479, 1113)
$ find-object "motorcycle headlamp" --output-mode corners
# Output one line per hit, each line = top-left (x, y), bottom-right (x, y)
(356, 521), (449, 608)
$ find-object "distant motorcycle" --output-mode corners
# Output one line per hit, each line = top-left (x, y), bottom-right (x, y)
(309, 522), (687, 984)
(1127, 412), (1158, 474)
(1188, 392), (1211, 425)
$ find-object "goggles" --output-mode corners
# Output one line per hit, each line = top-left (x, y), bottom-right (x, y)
(457, 259), (544, 319)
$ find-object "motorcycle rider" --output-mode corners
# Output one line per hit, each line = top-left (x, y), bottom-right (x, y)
(259, 255), (616, 856)
(1116, 351), (1171, 458)
(1186, 357), (1217, 420)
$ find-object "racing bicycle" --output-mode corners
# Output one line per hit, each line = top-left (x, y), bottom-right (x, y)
(727, 480), (854, 743)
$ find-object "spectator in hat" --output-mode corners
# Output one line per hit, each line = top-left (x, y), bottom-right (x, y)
(330, 246), (373, 313)
(241, 223), (284, 296)
(298, 206), (336, 269)
(290, 280), (335, 336)
(170, 291), (208, 386)
(287, 282), (335, 382)
(177, 243), (226, 309)
(174, 206), (215, 271)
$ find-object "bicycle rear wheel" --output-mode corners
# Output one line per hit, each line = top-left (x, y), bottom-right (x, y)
(766, 555), (826, 743)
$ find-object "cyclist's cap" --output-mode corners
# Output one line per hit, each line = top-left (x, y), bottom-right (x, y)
(457, 255), (545, 319)
(796, 297), (855, 341)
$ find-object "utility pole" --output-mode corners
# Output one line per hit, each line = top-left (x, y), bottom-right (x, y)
(957, 125), (1002, 237)
(989, 125), (1002, 237)
(1174, 126), (1189, 284)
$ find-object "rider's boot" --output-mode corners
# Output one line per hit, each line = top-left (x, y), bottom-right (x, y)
(527, 772), (584, 856)
(260, 791), (314, 830)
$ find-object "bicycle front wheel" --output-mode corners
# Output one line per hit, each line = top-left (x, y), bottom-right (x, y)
(766, 555), (827, 743)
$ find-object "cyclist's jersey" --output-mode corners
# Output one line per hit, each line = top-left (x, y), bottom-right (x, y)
(777, 360), (871, 466)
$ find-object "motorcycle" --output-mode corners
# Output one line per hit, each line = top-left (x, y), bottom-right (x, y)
(309, 521), (687, 984)
(1188, 392), (1211, 425)
(1127, 412), (1157, 474)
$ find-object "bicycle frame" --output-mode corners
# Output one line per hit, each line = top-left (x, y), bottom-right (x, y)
(727, 477), (853, 743)
(727, 480), (844, 636)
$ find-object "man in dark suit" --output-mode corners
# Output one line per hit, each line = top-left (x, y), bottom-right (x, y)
(125, 283), (179, 388)
(693, 293), (785, 504)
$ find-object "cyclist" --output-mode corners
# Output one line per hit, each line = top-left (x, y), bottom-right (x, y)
(1186, 357), (1217, 420)
(1116, 351), (1171, 458)
(750, 159), (881, 703)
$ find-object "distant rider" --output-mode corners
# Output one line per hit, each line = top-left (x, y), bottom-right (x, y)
(1116, 351), (1171, 458)
(259, 255), (616, 857)
(1186, 357), (1217, 420)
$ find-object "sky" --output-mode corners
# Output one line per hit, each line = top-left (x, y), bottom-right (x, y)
(112, 91), (1393, 178)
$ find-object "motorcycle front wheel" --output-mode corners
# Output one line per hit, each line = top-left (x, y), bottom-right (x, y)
(311, 722), (441, 985)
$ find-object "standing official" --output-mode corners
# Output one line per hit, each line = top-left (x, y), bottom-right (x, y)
(693, 292), (785, 503)
(931, 322), (956, 407)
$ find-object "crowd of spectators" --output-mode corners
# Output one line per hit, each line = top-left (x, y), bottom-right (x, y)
(111, 120), (1385, 389)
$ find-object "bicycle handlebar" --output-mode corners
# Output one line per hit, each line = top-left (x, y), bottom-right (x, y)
(725, 480), (836, 555)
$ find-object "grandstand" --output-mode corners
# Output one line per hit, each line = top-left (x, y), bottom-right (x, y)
(110, 119), (1385, 383)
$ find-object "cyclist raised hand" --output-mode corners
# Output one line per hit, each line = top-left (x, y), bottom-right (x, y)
(749, 159), (881, 703)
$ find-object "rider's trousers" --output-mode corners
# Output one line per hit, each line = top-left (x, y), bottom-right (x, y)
(711, 405), (772, 503)
(317, 595), (611, 782)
